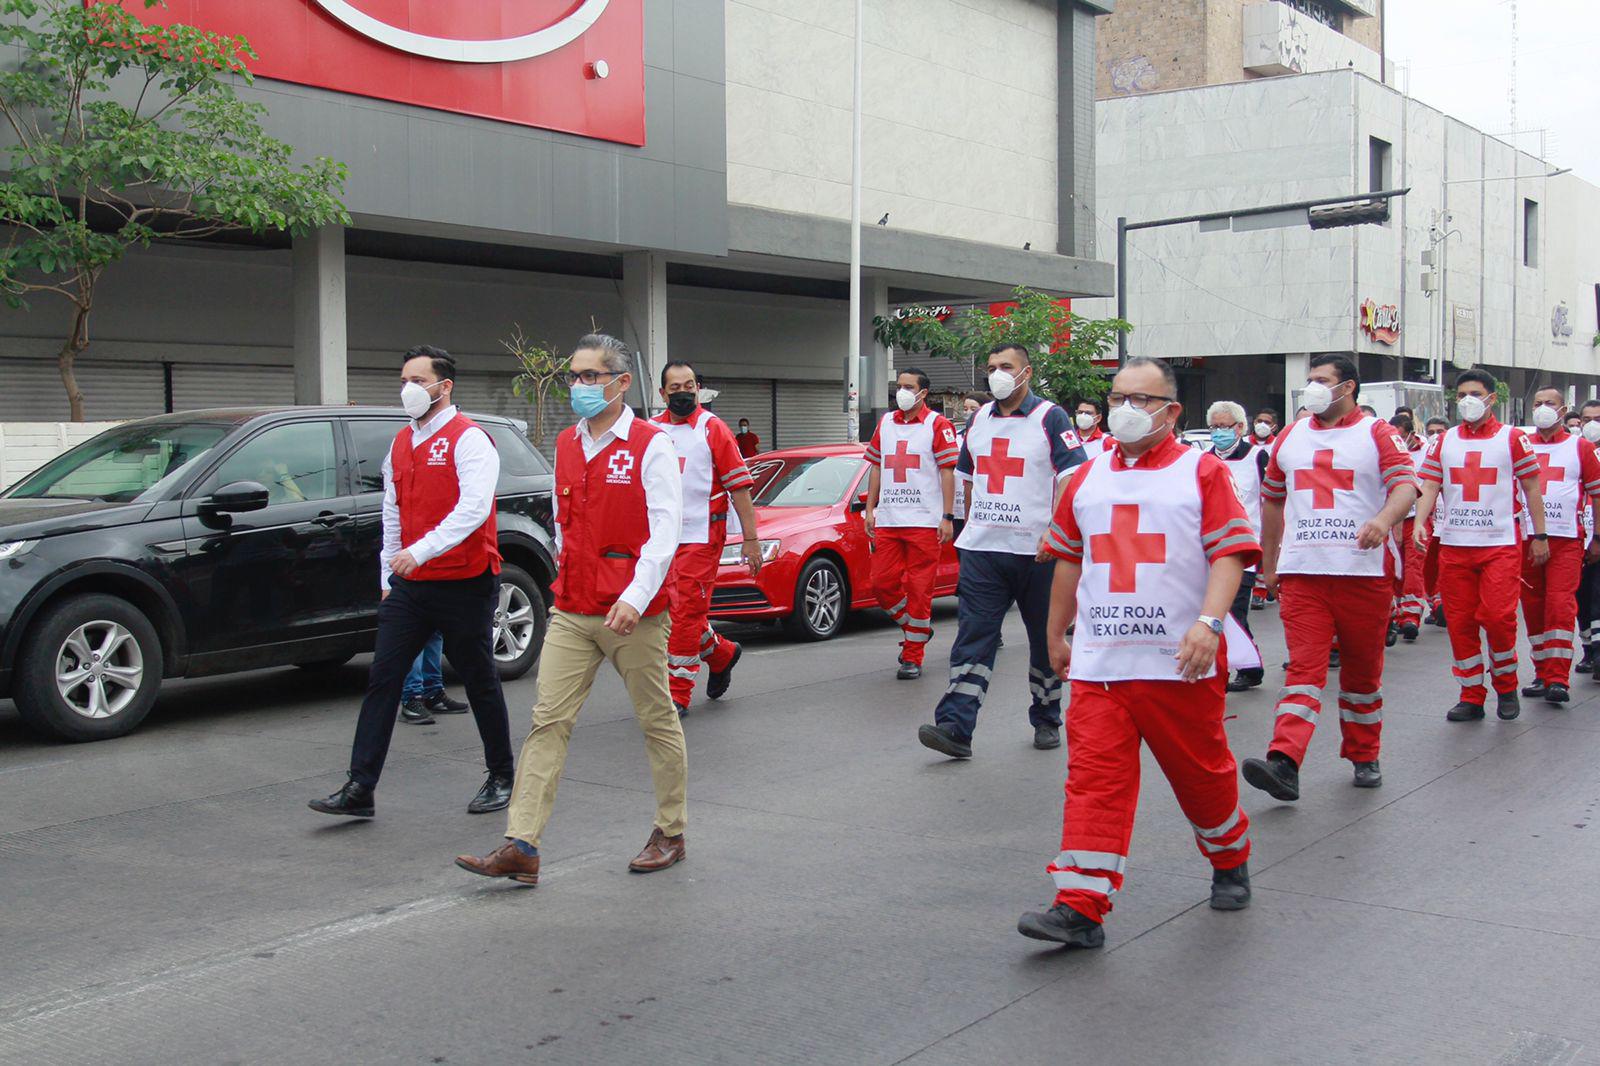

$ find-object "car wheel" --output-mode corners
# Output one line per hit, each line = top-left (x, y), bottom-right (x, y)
(294, 656), (354, 672)
(14, 593), (164, 742)
(783, 556), (847, 641)
(493, 564), (546, 680)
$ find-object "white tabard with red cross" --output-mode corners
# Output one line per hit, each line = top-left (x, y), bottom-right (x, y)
(1274, 416), (1389, 577)
(1070, 447), (1210, 682)
(1524, 434), (1583, 539)
(1437, 425), (1518, 546)
(958, 400), (1060, 555)
(874, 410), (944, 528)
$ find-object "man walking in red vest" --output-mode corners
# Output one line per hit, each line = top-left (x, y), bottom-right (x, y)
(310, 346), (515, 818)
(457, 334), (687, 884)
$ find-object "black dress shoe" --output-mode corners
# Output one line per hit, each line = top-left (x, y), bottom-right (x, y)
(896, 660), (922, 680)
(1522, 680), (1548, 698)
(1017, 903), (1104, 947)
(1400, 622), (1419, 642)
(917, 723), (972, 759)
(467, 773), (514, 814)
(1033, 723), (1061, 750)
(1385, 624), (1399, 648)
(705, 642), (741, 700)
(399, 698), (435, 725)
(1446, 701), (1485, 721)
(424, 690), (469, 714)
(1226, 672), (1263, 692)
(1545, 683), (1571, 705)
(1241, 752), (1299, 801)
(1209, 863), (1251, 910)
(1575, 648), (1595, 674)
(1352, 760), (1382, 788)
(309, 778), (374, 818)
(1496, 692), (1521, 720)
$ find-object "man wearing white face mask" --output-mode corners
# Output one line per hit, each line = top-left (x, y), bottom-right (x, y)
(918, 343), (1087, 758)
(1074, 400), (1111, 456)
(311, 345), (516, 819)
(1207, 401), (1268, 691)
(1413, 369), (1546, 723)
(865, 368), (959, 678)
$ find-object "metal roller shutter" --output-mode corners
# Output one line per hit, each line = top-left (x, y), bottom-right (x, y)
(0, 358), (166, 421)
(774, 380), (847, 449)
(170, 363), (293, 412)
(703, 379), (773, 451)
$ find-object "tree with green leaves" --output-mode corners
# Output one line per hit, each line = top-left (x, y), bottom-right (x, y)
(0, 0), (349, 420)
(873, 287), (1130, 408)
(506, 325), (568, 447)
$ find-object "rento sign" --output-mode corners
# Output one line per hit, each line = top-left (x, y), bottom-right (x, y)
(115, 1), (645, 144)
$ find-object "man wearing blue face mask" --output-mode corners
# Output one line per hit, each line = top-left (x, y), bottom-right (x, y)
(1207, 401), (1268, 691)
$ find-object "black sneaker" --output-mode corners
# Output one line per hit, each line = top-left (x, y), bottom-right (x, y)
(1400, 623), (1419, 642)
(1446, 701), (1485, 721)
(1431, 607), (1447, 628)
(917, 723), (972, 759)
(1226, 672), (1264, 692)
(675, 702), (689, 717)
(1352, 760), (1382, 788)
(399, 698), (435, 725)
(706, 642), (741, 701)
(1522, 680), (1549, 698)
(423, 690), (469, 714)
(1385, 624), (1399, 648)
(1017, 903), (1105, 947)
(1033, 723), (1061, 750)
(308, 778), (374, 818)
(1329, 650), (1341, 668)
(1496, 692), (1521, 720)
(1209, 863), (1251, 911)
(896, 660), (922, 680)
(1241, 752), (1300, 801)
(467, 773), (514, 815)
(1576, 648), (1595, 674)
(1545, 683), (1571, 705)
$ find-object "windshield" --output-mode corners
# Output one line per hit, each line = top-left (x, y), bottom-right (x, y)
(750, 456), (864, 507)
(6, 422), (232, 504)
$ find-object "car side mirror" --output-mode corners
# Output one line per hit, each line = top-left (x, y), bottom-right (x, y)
(849, 494), (868, 514)
(208, 481), (271, 514)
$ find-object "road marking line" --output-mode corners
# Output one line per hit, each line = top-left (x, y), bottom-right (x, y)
(0, 760), (72, 777)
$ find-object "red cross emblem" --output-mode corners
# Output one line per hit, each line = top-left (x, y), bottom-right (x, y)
(1293, 449), (1355, 510)
(1450, 451), (1499, 502)
(883, 440), (923, 484)
(975, 438), (1026, 494)
(1534, 452), (1566, 493)
(1089, 504), (1167, 593)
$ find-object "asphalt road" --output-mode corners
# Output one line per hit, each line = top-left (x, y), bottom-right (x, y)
(2, 601), (1598, 1065)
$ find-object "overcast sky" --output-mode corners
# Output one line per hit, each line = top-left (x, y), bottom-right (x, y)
(1385, 0), (1600, 182)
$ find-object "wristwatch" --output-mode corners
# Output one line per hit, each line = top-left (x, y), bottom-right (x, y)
(942, 513), (957, 522)
(1197, 615), (1225, 635)
(1532, 533), (1549, 541)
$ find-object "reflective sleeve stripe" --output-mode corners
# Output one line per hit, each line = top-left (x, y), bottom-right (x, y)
(1339, 708), (1383, 725)
(863, 448), (881, 463)
(1337, 690), (1382, 706)
(1049, 870), (1118, 896)
(953, 663), (994, 682)
(1191, 806), (1243, 840)
(1381, 464), (1416, 482)
(1513, 457), (1539, 478)
(1052, 850), (1127, 875)
(1206, 534), (1259, 559)
(1201, 518), (1255, 548)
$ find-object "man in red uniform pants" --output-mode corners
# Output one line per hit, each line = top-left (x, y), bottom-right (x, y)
(1017, 357), (1258, 948)
(1414, 369), (1547, 721)
(864, 367), (957, 679)
(1388, 412), (1430, 642)
(1517, 385), (1600, 705)
(654, 362), (763, 714)
(1245, 355), (1417, 801)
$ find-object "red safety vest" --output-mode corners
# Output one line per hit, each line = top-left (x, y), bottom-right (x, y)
(552, 421), (671, 617)
(390, 413), (501, 581)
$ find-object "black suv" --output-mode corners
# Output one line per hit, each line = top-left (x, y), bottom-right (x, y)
(0, 407), (555, 742)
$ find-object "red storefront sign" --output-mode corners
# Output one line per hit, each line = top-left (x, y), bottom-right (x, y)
(112, 1), (646, 145)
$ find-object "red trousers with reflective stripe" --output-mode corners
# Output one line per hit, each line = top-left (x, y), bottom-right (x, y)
(1272, 574), (1390, 765)
(1391, 519), (1428, 628)
(1521, 536), (1583, 685)
(665, 539), (737, 706)
(871, 526), (939, 666)
(1049, 673), (1248, 924)
(1438, 543), (1523, 703)
(1423, 533), (1443, 609)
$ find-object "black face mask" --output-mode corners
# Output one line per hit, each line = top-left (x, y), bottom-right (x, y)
(667, 392), (698, 418)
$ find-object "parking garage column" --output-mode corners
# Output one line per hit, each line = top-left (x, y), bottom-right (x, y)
(622, 251), (669, 417)
(1284, 353), (1310, 418)
(861, 275), (891, 430)
(292, 225), (349, 405)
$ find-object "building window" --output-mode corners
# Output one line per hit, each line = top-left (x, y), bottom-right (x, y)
(1524, 199), (1540, 267)
(1369, 136), (1392, 192)
(1283, 0), (1341, 29)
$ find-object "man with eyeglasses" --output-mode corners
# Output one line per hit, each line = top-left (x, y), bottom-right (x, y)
(918, 343), (1087, 759)
(1206, 400), (1268, 691)
(653, 361), (762, 713)
(1243, 354), (1417, 802)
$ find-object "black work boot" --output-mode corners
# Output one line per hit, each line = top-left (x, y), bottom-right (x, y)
(1385, 623), (1399, 648)
(1496, 691), (1521, 721)
(1209, 863), (1252, 910)
(896, 660), (922, 680)
(1400, 622), (1419, 642)
(1576, 646), (1595, 674)
(705, 642), (742, 700)
(1352, 760), (1383, 788)
(1017, 903), (1105, 947)
(1522, 680), (1548, 698)
(917, 724), (972, 759)
(1446, 701), (1485, 722)
(1545, 682), (1571, 705)
(309, 777), (374, 818)
(1241, 752), (1299, 802)
(1033, 723), (1061, 750)
(399, 697), (435, 725)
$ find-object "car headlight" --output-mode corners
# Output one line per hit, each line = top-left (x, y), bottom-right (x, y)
(0, 540), (36, 561)
(720, 539), (781, 566)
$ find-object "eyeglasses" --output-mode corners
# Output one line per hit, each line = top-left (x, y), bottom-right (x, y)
(1106, 392), (1175, 410)
(566, 370), (621, 386)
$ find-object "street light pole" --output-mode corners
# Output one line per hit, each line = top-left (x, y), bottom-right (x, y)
(844, 0), (863, 442)
(1115, 216), (1128, 365)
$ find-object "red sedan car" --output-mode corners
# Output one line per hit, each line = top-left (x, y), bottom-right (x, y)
(710, 443), (960, 640)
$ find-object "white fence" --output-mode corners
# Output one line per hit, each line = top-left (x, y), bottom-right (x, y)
(0, 422), (120, 490)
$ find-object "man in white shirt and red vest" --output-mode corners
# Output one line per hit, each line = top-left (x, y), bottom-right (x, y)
(865, 367), (958, 679)
(918, 343), (1088, 758)
(653, 361), (761, 713)
(1243, 355), (1417, 801)
(1517, 386), (1600, 705)
(1413, 369), (1547, 722)
(1017, 358), (1259, 948)
(1387, 412), (1430, 642)
(1207, 400), (1268, 691)
(1074, 399), (1112, 457)
(310, 346), (515, 818)
(456, 334), (686, 884)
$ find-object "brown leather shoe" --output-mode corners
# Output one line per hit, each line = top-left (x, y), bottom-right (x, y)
(455, 841), (540, 885)
(628, 827), (686, 873)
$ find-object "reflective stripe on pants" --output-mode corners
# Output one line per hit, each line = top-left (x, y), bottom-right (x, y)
(871, 525), (941, 666)
(1440, 543), (1523, 703)
(1270, 573), (1390, 765)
